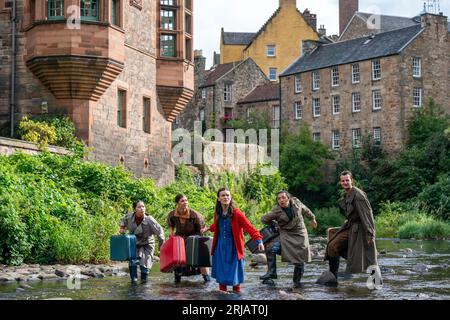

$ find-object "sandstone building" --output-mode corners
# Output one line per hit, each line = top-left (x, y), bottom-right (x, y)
(280, 13), (450, 155)
(219, 0), (320, 81)
(0, 0), (194, 185)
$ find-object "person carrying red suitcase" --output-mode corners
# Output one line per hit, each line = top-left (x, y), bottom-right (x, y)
(120, 200), (165, 284)
(167, 194), (211, 283)
(202, 188), (264, 293)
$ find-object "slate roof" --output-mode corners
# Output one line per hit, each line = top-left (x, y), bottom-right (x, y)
(237, 83), (280, 104)
(199, 61), (243, 88)
(281, 24), (424, 77)
(222, 32), (256, 45)
(355, 12), (419, 32)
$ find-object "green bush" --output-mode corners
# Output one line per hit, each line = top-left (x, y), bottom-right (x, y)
(306, 207), (345, 236)
(416, 174), (450, 220)
(375, 201), (450, 239)
(18, 116), (57, 150)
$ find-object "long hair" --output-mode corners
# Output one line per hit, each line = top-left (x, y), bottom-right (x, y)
(214, 187), (236, 220)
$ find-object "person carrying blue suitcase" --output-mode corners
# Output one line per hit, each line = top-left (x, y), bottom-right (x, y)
(119, 200), (165, 284)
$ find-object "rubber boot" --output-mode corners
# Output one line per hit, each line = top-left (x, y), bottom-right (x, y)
(232, 284), (241, 293)
(202, 274), (211, 283)
(329, 256), (340, 279)
(174, 270), (182, 284)
(293, 264), (304, 288)
(129, 266), (138, 284)
(219, 284), (227, 292)
(260, 252), (277, 280)
(140, 266), (149, 284)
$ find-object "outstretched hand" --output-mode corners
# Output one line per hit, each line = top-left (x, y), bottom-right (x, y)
(310, 219), (318, 229)
(200, 227), (209, 234)
(257, 243), (265, 252)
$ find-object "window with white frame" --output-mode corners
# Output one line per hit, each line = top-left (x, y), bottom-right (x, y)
(267, 45), (276, 57)
(272, 105), (280, 128)
(294, 101), (302, 120)
(295, 75), (302, 93)
(331, 67), (339, 87)
(352, 63), (360, 83)
(224, 84), (232, 101)
(352, 128), (362, 148)
(352, 92), (361, 112)
(313, 98), (321, 117)
(373, 127), (381, 145)
(372, 59), (381, 80)
(201, 88), (206, 99)
(413, 88), (422, 107)
(269, 68), (277, 81)
(332, 95), (340, 115)
(332, 130), (340, 150)
(312, 71), (320, 90)
(372, 89), (382, 110)
(199, 109), (205, 122)
(413, 57), (422, 78)
(313, 132), (321, 142)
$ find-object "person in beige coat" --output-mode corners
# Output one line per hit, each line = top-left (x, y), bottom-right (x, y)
(120, 200), (165, 284)
(325, 171), (378, 279)
(260, 190), (317, 287)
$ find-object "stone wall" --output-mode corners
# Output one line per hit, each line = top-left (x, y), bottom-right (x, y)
(0, 137), (71, 156)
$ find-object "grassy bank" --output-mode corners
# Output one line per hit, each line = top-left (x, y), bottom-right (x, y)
(375, 202), (450, 240)
(0, 152), (286, 266)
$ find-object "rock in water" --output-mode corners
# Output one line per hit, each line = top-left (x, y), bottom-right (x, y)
(316, 271), (338, 286)
(413, 264), (429, 274)
(251, 253), (267, 266)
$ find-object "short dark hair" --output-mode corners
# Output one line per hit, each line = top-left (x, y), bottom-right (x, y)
(340, 170), (353, 179)
(133, 200), (144, 209)
(175, 194), (186, 203)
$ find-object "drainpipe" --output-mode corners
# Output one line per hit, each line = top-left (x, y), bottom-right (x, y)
(10, 0), (17, 137)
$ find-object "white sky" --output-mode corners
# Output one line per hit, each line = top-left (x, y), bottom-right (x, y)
(194, 0), (450, 68)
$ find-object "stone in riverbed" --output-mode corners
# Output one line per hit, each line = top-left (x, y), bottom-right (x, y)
(413, 264), (429, 274)
(316, 271), (338, 286)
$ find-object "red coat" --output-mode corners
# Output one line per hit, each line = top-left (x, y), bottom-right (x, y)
(209, 208), (262, 261)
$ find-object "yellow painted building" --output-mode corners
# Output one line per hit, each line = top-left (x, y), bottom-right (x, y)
(220, 0), (320, 81)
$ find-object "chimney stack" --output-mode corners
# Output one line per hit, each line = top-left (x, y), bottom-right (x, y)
(279, 0), (296, 8)
(339, 0), (359, 35)
(303, 8), (317, 31)
(318, 25), (327, 36)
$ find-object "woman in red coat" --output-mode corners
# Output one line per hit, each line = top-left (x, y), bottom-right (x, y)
(202, 187), (264, 293)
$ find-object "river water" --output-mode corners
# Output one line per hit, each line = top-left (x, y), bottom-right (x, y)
(0, 239), (448, 300)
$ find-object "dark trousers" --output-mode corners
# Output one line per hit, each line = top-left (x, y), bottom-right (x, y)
(326, 228), (349, 258)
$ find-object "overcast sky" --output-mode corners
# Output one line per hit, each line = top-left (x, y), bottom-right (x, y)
(194, 0), (450, 68)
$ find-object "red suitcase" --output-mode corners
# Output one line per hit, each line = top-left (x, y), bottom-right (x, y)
(160, 236), (186, 273)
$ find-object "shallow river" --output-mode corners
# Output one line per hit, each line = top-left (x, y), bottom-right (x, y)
(0, 239), (448, 300)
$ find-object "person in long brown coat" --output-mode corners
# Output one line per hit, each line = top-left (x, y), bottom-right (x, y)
(325, 171), (378, 279)
(260, 190), (317, 287)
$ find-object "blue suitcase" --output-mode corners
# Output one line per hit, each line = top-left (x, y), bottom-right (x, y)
(110, 235), (137, 261)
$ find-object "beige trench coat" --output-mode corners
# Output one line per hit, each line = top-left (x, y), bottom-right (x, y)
(120, 213), (165, 269)
(326, 187), (378, 274)
(261, 198), (316, 264)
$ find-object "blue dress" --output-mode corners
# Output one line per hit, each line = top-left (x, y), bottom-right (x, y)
(211, 213), (245, 286)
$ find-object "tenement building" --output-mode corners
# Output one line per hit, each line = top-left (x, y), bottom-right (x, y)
(0, 0), (194, 185)
(174, 52), (269, 134)
(280, 13), (449, 155)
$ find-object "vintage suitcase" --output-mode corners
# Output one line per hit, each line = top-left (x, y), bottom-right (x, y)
(110, 235), (137, 261)
(245, 225), (280, 254)
(327, 227), (341, 241)
(160, 236), (186, 273)
(186, 236), (212, 267)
